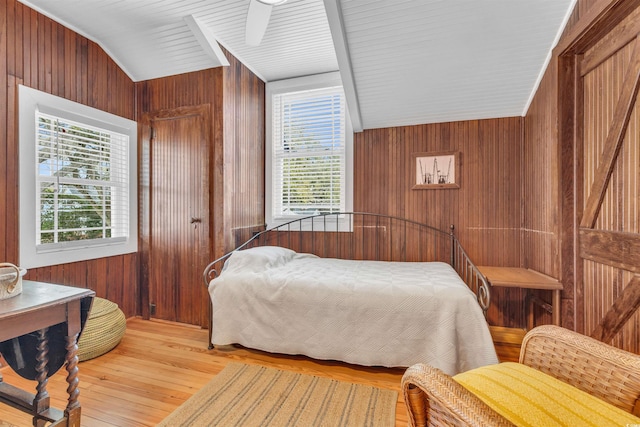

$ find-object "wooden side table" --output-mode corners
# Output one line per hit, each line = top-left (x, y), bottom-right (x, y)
(478, 266), (563, 330)
(0, 280), (94, 427)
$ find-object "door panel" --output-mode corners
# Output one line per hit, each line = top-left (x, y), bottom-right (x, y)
(143, 106), (210, 327)
(579, 29), (640, 349)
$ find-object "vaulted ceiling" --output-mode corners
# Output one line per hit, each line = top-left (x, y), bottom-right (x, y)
(18, 0), (576, 131)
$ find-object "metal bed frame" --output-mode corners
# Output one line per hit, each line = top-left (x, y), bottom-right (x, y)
(203, 212), (490, 349)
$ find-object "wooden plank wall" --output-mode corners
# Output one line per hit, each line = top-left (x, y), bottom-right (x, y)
(563, 0), (602, 33)
(0, 0), (139, 317)
(523, 57), (565, 328)
(257, 218), (453, 263)
(353, 118), (524, 327)
(523, 64), (560, 280)
(221, 53), (266, 254)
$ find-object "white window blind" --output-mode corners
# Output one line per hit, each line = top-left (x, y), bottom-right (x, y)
(35, 111), (129, 250)
(272, 86), (346, 218)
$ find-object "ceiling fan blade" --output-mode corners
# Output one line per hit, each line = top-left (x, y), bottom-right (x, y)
(245, 0), (273, 46)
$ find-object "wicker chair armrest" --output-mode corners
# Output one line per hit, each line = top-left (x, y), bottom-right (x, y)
(520, 325), (640, 415)
(401, 364), (515, 427)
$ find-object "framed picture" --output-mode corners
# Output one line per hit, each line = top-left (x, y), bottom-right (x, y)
(411, 151), (460, 189)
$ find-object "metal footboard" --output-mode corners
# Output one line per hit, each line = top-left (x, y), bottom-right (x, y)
(449, 228), (491, 314)
(203, 212), (490, 347)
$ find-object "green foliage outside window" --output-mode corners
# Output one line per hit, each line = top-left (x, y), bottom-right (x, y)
(37, 116), (114, 243)
(278, 93), (344, 216)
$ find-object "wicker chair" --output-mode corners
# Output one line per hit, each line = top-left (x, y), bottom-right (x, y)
(402, 325), (640, 426)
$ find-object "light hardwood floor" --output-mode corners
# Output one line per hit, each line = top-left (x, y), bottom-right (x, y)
(0, 319), (523, 427)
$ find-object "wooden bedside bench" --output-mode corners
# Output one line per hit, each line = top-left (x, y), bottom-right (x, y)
(478, 266), (563, 329)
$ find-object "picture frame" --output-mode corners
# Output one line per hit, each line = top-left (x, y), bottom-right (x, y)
(411, 151), (460, 189)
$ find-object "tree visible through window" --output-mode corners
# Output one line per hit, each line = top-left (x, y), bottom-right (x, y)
(36, 112), (129, 247)
(272, 86), (346, 218)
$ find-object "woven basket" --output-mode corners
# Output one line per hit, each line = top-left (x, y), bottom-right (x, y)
(0, 263), (26, 300)
(77, 297), (126, 361)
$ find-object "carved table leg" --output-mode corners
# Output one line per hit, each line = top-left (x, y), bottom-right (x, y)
(65, 332), (81, 427)
(33, 328), (50, 427)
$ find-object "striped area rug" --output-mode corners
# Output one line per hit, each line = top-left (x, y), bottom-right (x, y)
(158, 363), (397, 427)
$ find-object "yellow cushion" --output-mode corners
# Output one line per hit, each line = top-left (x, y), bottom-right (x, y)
(454, 362), (640, 427)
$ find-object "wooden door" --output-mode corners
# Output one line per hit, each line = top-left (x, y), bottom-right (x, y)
(140, 105), (210, 327)
(571, 8), (640, 349)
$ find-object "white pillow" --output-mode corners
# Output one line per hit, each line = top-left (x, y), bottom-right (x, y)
(223, 246), (296, 273)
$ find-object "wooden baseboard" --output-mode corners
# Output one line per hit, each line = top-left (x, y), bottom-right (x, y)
(490, 326), (526, 362)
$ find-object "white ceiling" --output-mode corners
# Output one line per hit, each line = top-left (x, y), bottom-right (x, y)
(18, 0), (576, 131)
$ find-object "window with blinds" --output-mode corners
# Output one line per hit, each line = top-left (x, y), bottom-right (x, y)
(35, 112), (130, 249)
(272, 86), (346, 218)
(19, 85), (137, 268)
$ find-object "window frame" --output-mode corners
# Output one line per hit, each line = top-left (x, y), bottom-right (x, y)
(19, 85), (138, 268)
(266, 72), (353, 229)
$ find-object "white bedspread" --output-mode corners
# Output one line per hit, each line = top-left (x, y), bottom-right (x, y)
(208, 246), (498, 375)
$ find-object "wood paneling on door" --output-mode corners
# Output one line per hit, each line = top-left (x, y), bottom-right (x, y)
(136, 52), (265, 326)
(581, 38), (640, 229)
(580, 25), (640, 352)
(0, 0), (138, 317)
(141, 106), (210, 327)
(353, 117), (524, 327)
